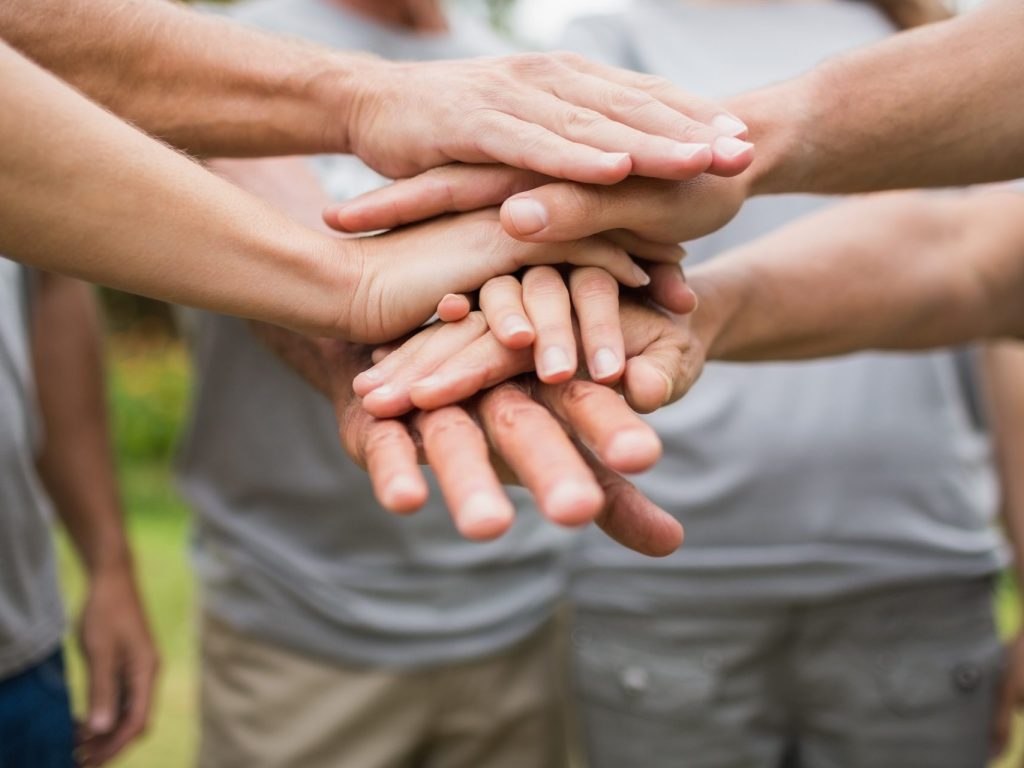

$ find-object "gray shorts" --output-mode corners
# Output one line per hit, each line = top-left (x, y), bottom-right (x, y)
(570, 578), (1002, 768)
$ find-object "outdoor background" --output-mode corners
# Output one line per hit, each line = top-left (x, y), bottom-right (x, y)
(55, 1), (1011, 766)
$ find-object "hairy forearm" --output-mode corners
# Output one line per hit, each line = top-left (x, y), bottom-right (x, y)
(32, 275), (132, 575)
(690, 191), (1024, 360)
(731, 0), (1024, 195)
(0, 42), (353, 336)
(0, 0), (370, 157)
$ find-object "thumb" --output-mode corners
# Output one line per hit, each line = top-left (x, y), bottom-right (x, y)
(623, 334), (702, 414)
(326, 165), (547, 233)
(84, 636), (117, 736)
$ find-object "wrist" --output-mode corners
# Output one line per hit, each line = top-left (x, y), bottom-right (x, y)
(687, 263), (749, 360)
(726, 70), (821, 198)
(315, 51), (392, 157)
(269, 228), (363, 339)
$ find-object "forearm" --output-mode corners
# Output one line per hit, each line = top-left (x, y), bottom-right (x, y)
(731, 0), (1024, 195)
(690, 191), (1024, 360)
(31, 275), (132, 575)
(0, 0), (369, 157)
(0, 42), (353, 336)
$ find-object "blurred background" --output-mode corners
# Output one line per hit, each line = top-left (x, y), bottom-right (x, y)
(55, 1), (1014, 767)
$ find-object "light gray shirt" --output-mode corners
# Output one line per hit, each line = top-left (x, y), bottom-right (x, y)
(177, 0), (575, 669)
(566, 0), (1004, 611)
(0, 258), (63, 678)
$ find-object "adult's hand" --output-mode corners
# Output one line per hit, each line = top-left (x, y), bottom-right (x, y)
(253, 326), (683, 556)
(75, 566), (159, 767)
(325, 164), (749, 247)
(341, 208), (681, 343)
(355, 293), (706, 420)
(346, 52), (754, 183)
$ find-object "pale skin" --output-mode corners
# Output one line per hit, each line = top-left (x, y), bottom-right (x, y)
(329, 0), (1024, 235)
(208, 153), (681, 554)
(0, 0), (756, 341)
(1, 40), (692, 345)
(360, 190), (1024, 416)
(30, 273), (157, 767)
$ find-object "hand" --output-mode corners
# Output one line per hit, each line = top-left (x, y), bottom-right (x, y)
(75, 566), (158, 767)
(339, 208), (682, 343)
(312, 339), (683, 556)
(324, 164), (750, 247)
(355, 293), (706, 420)
(345, 52), (754, 183)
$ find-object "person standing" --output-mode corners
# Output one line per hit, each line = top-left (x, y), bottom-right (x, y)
(176, 2), (573, 767)
(563, 3), (1010, 766)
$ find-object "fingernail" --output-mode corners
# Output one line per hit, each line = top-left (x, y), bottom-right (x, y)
(605, 429), (662, 473)
(546, 481), (603, 526)
(541, 346), (573, 378)
(713, 136), (754, 159)
(632, 263), (652, 286)
(711, 113), (748, 137)
(674, 142), (710, 161)
(458, 492), (514, 538)
(359, 368), (381, 382)
(505, 197), (549, 235)
(385, 476), (424, 510)
(601, 151), (630, 168)
(592, 348), (621, 380)
(502, 314), (532, 340)
(90, 711), (113, 733)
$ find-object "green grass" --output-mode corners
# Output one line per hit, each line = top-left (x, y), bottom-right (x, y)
(52, 337), (1024, 767)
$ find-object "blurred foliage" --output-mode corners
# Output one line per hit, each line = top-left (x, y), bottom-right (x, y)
(106, 335), (191, 464)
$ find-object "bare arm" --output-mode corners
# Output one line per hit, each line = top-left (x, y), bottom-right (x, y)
(0, 41), (353, 336)
(0, 0), (750, 180)
(689, 191), (1024, 361)
(31, 273), (157, 766)
(737, 0), (1024, 194)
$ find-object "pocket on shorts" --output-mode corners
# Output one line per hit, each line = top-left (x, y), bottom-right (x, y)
(570, 617), (717, 719)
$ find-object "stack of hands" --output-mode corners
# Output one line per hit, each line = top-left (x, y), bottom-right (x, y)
(285, 117), (758, 558)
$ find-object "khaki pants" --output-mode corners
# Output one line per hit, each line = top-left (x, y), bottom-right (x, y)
(198, 613), (569, 768)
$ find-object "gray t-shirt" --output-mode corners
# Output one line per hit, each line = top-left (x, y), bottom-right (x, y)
(177, 0), (575, 669)
(0, 258), (63, 678)
(566, 0), (1004, 611)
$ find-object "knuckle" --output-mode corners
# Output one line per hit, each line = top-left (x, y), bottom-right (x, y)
(363, 424), (406, 458)
(510, 52), (559, 77)
(551, 50), (587, 68)
(606, 86), (658, 118)
(631, 73), (673, 94)
(423, 409), (477, 440)
(564, 184), (602, 218)
(571, 268), (617, 300)
(562, 107), (606, 135)
(559, 379), (603, 409)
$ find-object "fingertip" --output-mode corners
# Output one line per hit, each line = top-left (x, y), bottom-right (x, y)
(603, 428), (663, 474)
(88, 710), (114, 735)
(383, 475), (429, 514)
(709, 136), (755, 176)
(498, 314), (535, 349)
(361, 384), (412, 418)
(352, 369), (382, 396)
(544, 481), (604, 527)
(646, 516), (685, 557)
(455, 493), (515, 540)
(624, 358), (674, 414)
(437, 293), (472, 323)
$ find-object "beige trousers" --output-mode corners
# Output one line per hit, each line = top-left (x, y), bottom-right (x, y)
(198, 613), (569, 768)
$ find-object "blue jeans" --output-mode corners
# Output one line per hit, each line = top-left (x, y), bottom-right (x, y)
(0, 650), (75, 768)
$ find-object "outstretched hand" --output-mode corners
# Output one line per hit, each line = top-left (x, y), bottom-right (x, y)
(324, 164), (750, 248)
(346, 51), (753, 183)
(254, 325), (684, 556)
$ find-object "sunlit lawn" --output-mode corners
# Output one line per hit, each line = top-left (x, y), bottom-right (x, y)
(54, 338), (1024, 767)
